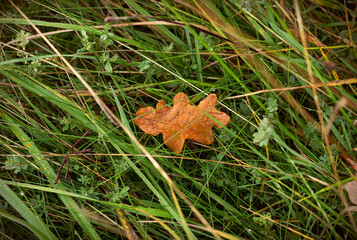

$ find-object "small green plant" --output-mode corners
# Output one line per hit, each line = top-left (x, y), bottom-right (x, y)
(252, 96), (278, 146)
(253, 212), (275, 236)
(59, 116), (84, 132)
(303, 123), (324, 150)
(99, 51), (118, 73)
(13, 30), (30, 57)
(267, 97), (278, 113)
(99, 24), (114, 47)
(77, 30), (96, 53)
(78, 174), (91, 185)
(28, 52), (42, 73)
(318, 144), (338, 167)
(162, 43), (174, 52)
(109, 186), (130, 202)
(137, 59), (151, 72)
(4, 156), (28, 174)
(135, 59), (166, 78)
(59, 116), (73, 132)
(253, 117), (275, 147)
(196, 32), (214, 50)
(79, 187), (100, 200)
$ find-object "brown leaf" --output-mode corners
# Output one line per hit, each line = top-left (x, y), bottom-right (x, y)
(344, 176), (357, 205)
(341, 156), (357, 205)
(134, 92), (230, 154)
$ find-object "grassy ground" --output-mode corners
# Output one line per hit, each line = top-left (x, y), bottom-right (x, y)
(1, 0), (357, 239)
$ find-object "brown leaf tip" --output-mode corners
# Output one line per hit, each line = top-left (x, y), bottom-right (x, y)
(134, 92), (231, 154)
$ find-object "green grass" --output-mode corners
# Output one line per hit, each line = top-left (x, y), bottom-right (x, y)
(1, 0), (357, 239)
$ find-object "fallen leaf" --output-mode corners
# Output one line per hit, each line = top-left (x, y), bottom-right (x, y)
(342, 156), (357, 205)
(344, 176), (357, 205)
(134, 92), (230, 154)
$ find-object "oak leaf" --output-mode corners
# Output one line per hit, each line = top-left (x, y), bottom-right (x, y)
(134, 92), (230, 154)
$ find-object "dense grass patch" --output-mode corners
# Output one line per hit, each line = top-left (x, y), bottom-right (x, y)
(1, 0), (357, 239)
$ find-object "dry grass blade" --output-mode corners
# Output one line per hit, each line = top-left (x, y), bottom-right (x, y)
(115, 209), (140, 240)
(226, 78), (357, 99)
